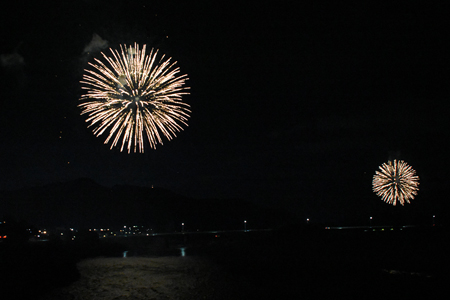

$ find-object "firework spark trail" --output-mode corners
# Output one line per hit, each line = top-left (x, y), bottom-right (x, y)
(372, 159), (420, 206)
(79, 43), (190, 153)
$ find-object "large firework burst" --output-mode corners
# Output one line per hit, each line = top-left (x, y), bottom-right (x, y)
(79, 43), (190, 153)
(372, 159), (420, 206)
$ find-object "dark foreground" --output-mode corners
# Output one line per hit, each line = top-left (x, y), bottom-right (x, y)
(1, 226), (448, 299)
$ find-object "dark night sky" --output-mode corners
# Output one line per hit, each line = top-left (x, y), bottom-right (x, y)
(1, 1), (449, 223)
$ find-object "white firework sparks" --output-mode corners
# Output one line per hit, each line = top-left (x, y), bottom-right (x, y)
(372, 159), (420, 206)
(79, 43), (190, 153)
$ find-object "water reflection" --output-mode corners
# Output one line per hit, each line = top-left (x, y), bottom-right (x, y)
(121, 248), (186, 258)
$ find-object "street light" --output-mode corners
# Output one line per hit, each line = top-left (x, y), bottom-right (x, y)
(182, 222), (185, 232)
(370, 216), (373, 227)
(244, 220), (247, 232)
(432, 215), (435, 226)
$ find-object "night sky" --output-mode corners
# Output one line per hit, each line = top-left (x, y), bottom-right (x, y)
(1, 1), (449, 224)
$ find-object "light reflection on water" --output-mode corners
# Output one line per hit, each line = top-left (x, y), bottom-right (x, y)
(120, 248), (187, 258)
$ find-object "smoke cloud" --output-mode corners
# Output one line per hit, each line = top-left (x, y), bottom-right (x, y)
(0, 52), (25, 68)
(1, 52), (26, 87)
(82, 33), (109, 55)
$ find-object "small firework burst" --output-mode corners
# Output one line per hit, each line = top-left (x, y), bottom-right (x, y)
(372, 159), (420, 206)
(79, 43), (190, 153)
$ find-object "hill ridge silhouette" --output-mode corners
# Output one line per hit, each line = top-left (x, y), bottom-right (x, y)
(1, 178), (292, 231)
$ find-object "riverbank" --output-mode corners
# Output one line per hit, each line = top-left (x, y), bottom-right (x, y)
(2, 227), (448, 299)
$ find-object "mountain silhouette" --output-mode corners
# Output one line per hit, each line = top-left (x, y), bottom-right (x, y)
(0, 178), (292, 231)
